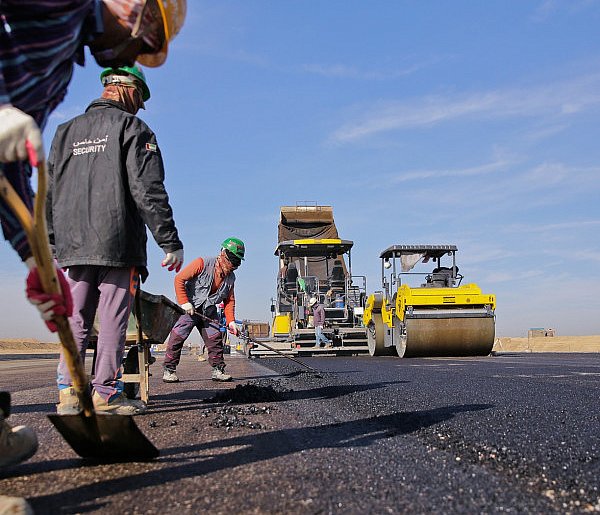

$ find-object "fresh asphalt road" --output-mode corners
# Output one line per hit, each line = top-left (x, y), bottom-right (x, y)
(0, 351), (599, 514)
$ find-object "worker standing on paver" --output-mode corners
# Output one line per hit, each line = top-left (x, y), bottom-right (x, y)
(0, 0), (186, 473)
(163, 238), (245, 383)
(309, 297), (333, 348)
(47, 65), (184, 415)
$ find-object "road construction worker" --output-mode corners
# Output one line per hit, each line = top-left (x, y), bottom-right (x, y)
(163, 238), (244, 383)
(47, 65), (184, 415)
(309, 297), (333, 348)
(0, 0), (186, 471)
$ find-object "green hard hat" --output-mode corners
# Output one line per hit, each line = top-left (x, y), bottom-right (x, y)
(221, 237), (245, 260)
(100, 65), (151, 102)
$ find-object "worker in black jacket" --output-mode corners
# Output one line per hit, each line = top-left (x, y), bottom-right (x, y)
(47, 65), (183, 416)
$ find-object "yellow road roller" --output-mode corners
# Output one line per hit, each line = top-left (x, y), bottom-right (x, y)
(363, 245), (496, 357)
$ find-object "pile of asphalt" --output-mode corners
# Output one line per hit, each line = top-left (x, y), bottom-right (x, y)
(204, 405), (273, 430)
(192, 379), (294, 431)
(203, 379), (291, 404)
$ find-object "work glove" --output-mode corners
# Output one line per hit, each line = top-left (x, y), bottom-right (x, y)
(25, 267), (73, 333)
(162, 249), (184, 272)
(181, 302), (195, 316)
(227, 321), (239, 336)
(0, 106), (44, 165)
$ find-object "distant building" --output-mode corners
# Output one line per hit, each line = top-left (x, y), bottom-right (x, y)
(528, 327), (555, 338)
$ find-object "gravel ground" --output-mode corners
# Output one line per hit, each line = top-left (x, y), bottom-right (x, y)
(0, 351), (599, 514)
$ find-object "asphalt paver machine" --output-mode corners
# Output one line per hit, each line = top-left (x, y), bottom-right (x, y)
(256, 204), (369, 356)
(363, 245), (496, 357)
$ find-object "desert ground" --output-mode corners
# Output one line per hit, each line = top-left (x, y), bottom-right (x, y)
(1, 335), (599, 355)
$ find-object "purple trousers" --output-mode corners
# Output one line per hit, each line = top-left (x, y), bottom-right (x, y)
(163, 313), (224, 370)
(57, 266), (137, 400)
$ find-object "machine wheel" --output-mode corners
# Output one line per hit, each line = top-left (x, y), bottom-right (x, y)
(367, 313), (396, 356)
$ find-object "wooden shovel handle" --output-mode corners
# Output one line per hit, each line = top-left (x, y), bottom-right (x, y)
(0, 162), (94, 416)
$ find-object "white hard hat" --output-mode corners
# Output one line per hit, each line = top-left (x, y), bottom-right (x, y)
(309, 297), (317, 306)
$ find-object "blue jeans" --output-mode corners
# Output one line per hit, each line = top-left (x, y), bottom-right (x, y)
(315, 326), (331, 346)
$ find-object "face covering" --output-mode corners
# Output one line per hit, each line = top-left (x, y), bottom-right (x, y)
(101, 84), (144, 114)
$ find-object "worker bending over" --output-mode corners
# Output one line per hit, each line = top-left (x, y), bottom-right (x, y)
(163, 239), (244, 383)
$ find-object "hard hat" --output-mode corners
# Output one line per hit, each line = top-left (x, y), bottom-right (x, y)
(100, 65), (151, 101)
(137, 0), (187, 68)
(309, 297), (317, 307)
(221, 237), (245, 261)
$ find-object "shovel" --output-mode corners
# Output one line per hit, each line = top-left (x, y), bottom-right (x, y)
(0, 150), (158, 461)
(193, 312), (322, 376)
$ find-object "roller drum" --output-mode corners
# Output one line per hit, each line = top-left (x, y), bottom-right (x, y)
(402, 316), (495, 357)
(367, 313), (397, 356)
(370, 292), (384, 313)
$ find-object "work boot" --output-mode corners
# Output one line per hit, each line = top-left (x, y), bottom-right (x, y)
(0, 496), (34, 515)
(211, 366), (232, 382)
(162, 368), (179, 383)
(92, 391), (147, 415)
(56, 387), (81, 415)
(0, 403), (38, 468)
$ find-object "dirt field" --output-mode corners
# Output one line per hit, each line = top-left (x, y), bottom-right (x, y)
(0, 335), (599, 354)
(0, 339), (61, 354)
(492, 335), (600, 353)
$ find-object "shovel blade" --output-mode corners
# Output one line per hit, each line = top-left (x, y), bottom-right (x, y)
(48, 413), (159, 462)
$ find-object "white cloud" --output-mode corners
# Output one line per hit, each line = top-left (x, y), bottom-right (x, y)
(388, 158), (512, 183)
(569, 249), (600, 264)
(485, 269), (544, 284)
(523, 123), (570, 142)
(532, 0), (600, 22)
(330, 73), (600, 143)
(300, 61), (429, 80)
(521, 162), (599, 184)
(503, 219), (600, 235)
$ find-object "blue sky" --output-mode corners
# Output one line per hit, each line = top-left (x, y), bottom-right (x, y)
(1, 0), (599, 340)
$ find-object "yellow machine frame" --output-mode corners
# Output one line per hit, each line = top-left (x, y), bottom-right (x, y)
(363, 244), (496, 357)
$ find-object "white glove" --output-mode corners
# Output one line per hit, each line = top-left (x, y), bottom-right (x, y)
(181, 302), (195, 315)
(228, 321), (239, 336)
(162, 249), (184, 272)
(0, 106), (44, 165)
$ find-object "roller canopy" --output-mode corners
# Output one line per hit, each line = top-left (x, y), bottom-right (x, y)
(379, 245), (457, 260)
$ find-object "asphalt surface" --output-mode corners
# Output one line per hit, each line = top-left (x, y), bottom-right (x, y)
(0, 350), (599, 514)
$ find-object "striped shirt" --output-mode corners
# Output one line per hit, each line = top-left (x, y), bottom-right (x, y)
(0, 0), (98, 259)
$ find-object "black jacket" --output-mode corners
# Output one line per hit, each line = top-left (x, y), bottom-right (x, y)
(47, 99), (182, 279)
